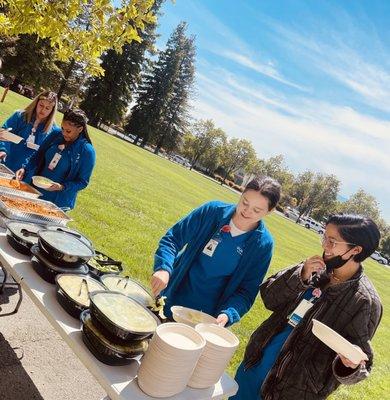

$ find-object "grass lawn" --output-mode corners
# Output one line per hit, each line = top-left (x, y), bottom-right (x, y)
(1, 90), (389, 399)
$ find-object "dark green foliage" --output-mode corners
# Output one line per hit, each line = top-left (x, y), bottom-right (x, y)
(125, 22), (196, 153)
(1, 34), (63, 91)
(81, 1), (163, 127)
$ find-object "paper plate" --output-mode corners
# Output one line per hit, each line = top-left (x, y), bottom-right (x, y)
(32, 175), (56, 189)
(171, 305), (217, 327)
(0, 129), (23, 144)
(312, 319), (368, 364)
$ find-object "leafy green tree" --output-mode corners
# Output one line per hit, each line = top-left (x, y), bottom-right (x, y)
(184, 120), (226, 170)
(380, 234), (390, 258)
(219, 138), (257, 184)
(340, 189), (381, 221)
(293, 172), (340, 222)
(248, 154), (294, 196)
(0, 0), (156, 75)
(340, 189), (389, 239)
(0, 34), (63, 90)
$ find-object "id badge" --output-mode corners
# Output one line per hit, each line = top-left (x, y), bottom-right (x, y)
(48, 153), (62, 170)
(202, 239), (220, 257)
(26, 142), (40, 151)
(288, 299), (314, 327)
(26, 134), (35, 144)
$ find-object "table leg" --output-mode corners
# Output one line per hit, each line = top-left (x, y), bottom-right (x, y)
(0, 262), (23, 316)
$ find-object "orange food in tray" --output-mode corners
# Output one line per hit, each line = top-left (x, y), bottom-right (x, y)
(0, 177), (36, 193)
(0, 195), (64, 218)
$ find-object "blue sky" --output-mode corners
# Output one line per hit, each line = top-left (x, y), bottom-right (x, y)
(155, 0), (390, 221)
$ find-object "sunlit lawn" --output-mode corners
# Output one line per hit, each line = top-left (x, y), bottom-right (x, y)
(1, 90), (389, 399)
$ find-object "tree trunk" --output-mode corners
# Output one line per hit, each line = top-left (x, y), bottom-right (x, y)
(154, 135), (164, 155)
(222, 169), (230, 185)
(57, 59), (76, 102)
(140, 137), (147, 147)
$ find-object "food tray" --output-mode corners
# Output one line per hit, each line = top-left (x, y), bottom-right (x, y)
(0, 177), (42, 199)
(0, 163), (15, 177)
(0, 193), (71, 226)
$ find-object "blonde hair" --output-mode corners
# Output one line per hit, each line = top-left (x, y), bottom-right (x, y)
(23, 91), (58, 133)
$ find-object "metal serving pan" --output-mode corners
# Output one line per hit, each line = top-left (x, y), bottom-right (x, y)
(0, 163), (15, 177)
(0, 177), (42, 199)
(0, 192), (71, 226)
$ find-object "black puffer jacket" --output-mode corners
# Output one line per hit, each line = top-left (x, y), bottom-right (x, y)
(244, 264), (382, 400)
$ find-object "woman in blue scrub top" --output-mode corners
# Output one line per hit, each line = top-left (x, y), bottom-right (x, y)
(0, 91), (59, 172)
(15, 109), (96, 210)
(151, 176), (281, 327)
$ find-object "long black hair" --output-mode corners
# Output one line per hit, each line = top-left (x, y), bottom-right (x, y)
(326, 214), (380, 262)
(63, 108), (92, 144)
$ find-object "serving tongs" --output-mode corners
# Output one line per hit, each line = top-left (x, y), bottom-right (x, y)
(20, 228), (39, 238)
(78, 278), (89, 297)
(98, 259), (122, 267)
(116, 276), (131, 289)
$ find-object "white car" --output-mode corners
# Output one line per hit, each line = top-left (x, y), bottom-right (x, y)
(370, 251), (388, 265)
(171, 155), (191, 168)
(284, 208), (300, 222)
(302, 217), (325, 234)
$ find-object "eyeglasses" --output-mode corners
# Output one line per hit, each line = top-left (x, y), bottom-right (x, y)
(320, 234), (356, 249)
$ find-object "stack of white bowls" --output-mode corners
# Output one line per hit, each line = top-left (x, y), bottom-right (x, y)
(188, 323), (239, 389)
(137, 322), (206, 398)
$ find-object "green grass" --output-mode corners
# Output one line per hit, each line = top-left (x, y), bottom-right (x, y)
(1, 90), (389, 399)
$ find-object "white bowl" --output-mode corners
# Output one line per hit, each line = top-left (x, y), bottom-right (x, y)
(312, 319), (368, 365)
(171, 305), (217, 327)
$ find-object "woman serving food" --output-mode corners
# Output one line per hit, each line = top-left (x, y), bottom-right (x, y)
(15, 109), (95, 210)
(151, 176), (281, 327)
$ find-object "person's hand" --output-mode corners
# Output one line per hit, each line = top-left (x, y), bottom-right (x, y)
(46, 182), (64, 192)
(0, 151), (7, 161)
(339, 346), (367, 369)
(151, 270), (170, 297)
(301, 255), (326, 282)
(216, 313), (229, 327)
(15, 168), (25, 181)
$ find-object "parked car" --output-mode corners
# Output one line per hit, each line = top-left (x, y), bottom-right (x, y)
(301, 217), (325, 234)
(171, 155), (191, 168)
(370, 251), (388, 265)
(284, 207), (300, 222)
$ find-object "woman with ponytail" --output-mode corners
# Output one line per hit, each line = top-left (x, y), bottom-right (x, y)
(15, 108), (96, 210)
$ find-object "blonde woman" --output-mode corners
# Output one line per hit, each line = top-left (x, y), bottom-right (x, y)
(0, 91), (60, 172)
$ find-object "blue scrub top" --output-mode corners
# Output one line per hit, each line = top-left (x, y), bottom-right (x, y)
(38, 143), (71, 204)
(0, 111), (56, 172)
(231, 288), (317, 400)
(164, 229), (253, 318)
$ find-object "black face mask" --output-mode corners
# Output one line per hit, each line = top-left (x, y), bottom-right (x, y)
(322, 250), (354, 273)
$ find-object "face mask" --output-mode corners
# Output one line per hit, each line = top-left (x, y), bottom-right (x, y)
(322, 250), (353, 273)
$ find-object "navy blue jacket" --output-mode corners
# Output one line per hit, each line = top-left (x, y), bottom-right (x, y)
(23, 130), (96, 209)
(154, 201), (274, 325)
